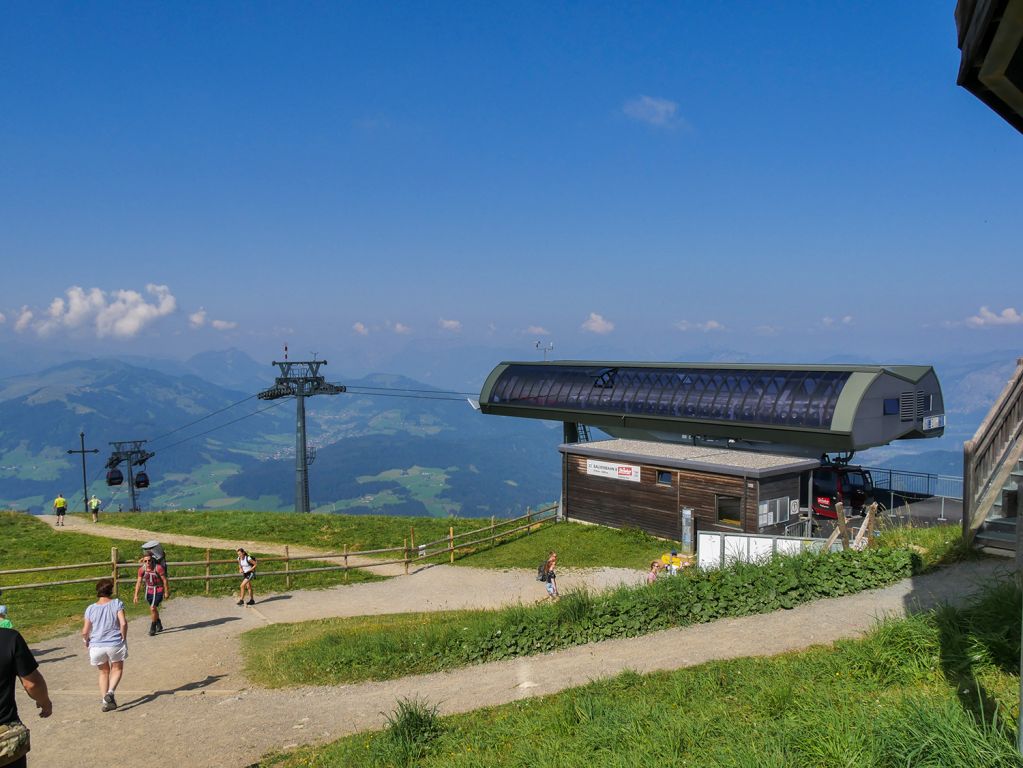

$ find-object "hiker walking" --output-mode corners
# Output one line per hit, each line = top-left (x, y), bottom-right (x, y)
(1, 626), (52, 767)
(541, 551), (558, 600)
(236, 548), (257, 606)
(82, 578), (127, 713)
(133, 554), (169, 636)
(52, 494), (67, 526)
(88, 494), (102, 523)
(0, 606), (12, 630)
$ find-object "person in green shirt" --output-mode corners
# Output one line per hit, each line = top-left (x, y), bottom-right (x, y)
(88, 494), (102, 523)
(0, 606), (12, 630)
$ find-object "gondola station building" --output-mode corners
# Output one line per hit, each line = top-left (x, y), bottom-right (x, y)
(479, 361), (946, 541)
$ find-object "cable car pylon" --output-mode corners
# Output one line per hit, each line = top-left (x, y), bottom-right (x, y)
(257, 359), (345, 512)
(105, 440), (155, 512)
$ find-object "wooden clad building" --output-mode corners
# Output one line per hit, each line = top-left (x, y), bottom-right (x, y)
(560, 439), (819, 543)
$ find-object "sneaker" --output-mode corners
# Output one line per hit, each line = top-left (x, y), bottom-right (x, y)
(156, 620), (164, 632)
(246, 599), (255, 606)
(236, 599), (244, 606)
(102, 693), (117, 712)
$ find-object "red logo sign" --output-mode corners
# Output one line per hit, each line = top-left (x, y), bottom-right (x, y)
(816, 496), (831, 507)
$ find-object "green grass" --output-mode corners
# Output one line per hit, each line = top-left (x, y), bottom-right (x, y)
(875, 518), (974, 569)
(0, 512), (382, 641)
(241, 546), (918, 687)
(93, 510), (671, 570)
(261, 580), (1023, 768)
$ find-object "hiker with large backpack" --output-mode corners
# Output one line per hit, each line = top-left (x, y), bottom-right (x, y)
(133, 552), (169, 636)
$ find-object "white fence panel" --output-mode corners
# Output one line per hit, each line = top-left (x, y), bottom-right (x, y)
(697, 530), (840, 570)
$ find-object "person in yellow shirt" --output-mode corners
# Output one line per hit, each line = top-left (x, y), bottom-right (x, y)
(53, 494), (68, 527)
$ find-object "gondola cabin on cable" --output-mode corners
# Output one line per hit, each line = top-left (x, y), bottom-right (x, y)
(106, 469), (124, 487)
(134, 472), (150, 489)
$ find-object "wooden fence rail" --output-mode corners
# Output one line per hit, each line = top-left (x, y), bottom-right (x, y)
(0, 504), (559, 594)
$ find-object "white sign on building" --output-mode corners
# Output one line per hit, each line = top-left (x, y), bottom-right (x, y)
(586, 459), (642, 483)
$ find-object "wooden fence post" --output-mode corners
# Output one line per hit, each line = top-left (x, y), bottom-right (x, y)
(835, 502), (850, 550)
(404, 537), (409, 576)
(285, 545), (291, 590)
(205, 548), (211, 595)
(410, 526), (416, 561)
(449, 526), (454, 564)
(490, 515), (495, 549)
(111, 547), (118, 594)
(526, 506), (533, 532)
(343, 544), (348, 583)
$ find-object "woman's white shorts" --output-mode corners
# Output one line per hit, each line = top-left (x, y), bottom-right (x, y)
(89, 642), (128, 666)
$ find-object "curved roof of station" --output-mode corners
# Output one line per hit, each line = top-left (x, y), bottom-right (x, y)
(478, 361), (942, 453)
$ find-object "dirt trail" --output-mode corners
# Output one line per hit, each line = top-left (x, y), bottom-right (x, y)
(17, 517), (1012, 768)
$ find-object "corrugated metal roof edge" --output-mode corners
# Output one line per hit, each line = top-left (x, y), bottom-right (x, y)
(490, 361), (935, 379)
(560, 441), (821, 480)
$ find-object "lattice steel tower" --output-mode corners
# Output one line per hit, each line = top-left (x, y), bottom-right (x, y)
(258, 360), (345, 512)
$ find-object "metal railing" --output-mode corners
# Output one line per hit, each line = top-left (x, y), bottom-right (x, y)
(863, 466), (963, 501)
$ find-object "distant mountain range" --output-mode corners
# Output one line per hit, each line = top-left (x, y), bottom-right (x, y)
(0, 347), (1015, 513)
(0, 349), (561, 515)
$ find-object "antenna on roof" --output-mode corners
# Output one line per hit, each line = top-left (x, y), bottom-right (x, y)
(535, 340), (554, 362)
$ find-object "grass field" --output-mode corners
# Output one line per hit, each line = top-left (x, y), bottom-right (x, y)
(92, 509), (672, 570)
(0, 512), (382, 641)
(260, 581), (1023, 768)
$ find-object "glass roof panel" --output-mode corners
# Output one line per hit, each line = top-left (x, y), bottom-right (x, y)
(488, 364), (852, 430)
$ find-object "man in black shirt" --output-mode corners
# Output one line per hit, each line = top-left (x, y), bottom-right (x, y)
(1, 628), (52, 768)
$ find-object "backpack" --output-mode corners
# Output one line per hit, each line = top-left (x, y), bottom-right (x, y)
(143, 541), (168, 578)
(536, 562), (547, 581)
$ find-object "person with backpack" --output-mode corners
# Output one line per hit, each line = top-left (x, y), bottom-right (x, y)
(133, 554), (169, 636)
(539, 551), (558, 600)
(88, 494), (102, 523)
(236, 548), (257, 606)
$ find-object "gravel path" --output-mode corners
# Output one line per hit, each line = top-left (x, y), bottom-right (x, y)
(15, 516), (1012, 768)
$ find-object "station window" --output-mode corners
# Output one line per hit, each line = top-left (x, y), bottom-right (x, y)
(883, 398), (899, 416)
(716, 495), (743, 527)
(656, 470), (673, 486)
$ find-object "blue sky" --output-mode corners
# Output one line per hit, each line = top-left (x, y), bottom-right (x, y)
(1, 1), (1020, 376)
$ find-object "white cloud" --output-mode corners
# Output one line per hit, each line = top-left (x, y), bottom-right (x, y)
(393, 322), (411, 335)
(353, 322), (369, 336)
(581, 312), (614, 334)
(439, 318), (462, 332)
(96, 284), (177, 338)
(211, 319), (237, 331)
(189, 308), (208, 329)
(526, 325), (550, 335)
(754, 324), (780, 336)
(965, 306), (1023, 328)
(821, 315), (854, 328)
(20, 284), (177, 338)
(623, 95), (686, 128)
(0, 311), (5, 324)
(15, 307), (33, 333)
(675, 319), (724, 332)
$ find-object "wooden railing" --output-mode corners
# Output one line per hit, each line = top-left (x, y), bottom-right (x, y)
(963, 357), (1023, 536)
(0, 504), (559, 593)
